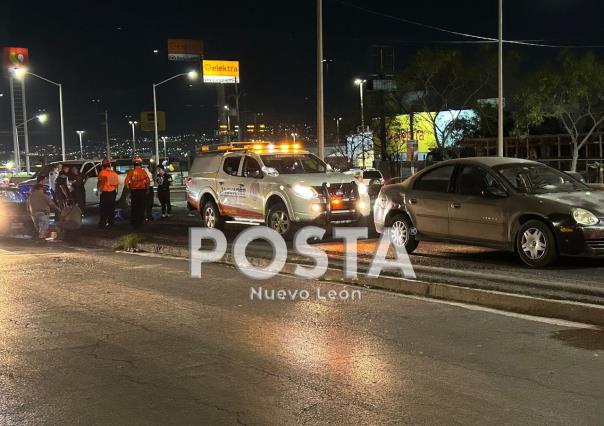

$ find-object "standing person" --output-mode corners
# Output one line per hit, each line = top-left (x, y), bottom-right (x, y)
(124, 156), (150, 229)
(48, 164), (60, 200)
(155, 165), (173, 219)
(28, 183), (60, 240)
(144, 163), (155, 222)
(70, 166), (87, 214)
(54, 165), (72, 210)
(97, 159), (119, 229)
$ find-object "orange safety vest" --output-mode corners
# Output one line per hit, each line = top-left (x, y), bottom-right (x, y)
(125, 167), (150, 190)
(98, 168), (119, 192)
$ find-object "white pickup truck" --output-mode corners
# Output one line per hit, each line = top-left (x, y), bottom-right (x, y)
(186, 143), (372, 238)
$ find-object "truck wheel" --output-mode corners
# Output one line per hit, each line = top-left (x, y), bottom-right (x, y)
(388, 213), (418, 254)
(201, 199), (224, 230)
(516, 220), (558, 267)
(267, 202), (295, 240)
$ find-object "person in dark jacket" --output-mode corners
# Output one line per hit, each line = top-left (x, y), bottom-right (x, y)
(54, 165), (72, 210)
(70, 166), (87, 214)
(155, 165), (173, 218)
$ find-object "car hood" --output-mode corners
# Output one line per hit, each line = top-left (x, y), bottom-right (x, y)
(535, 191), (604, 216)
(18, 178), (36, 187)
(270, 173), (361, 187)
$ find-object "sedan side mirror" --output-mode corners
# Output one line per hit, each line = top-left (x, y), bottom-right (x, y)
(482, 186), (508, 198)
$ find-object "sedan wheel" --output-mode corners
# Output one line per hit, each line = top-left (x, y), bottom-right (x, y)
(521, 228), (547, 260)
(516, 220), (558, 267)
(388, 214), (418, 253)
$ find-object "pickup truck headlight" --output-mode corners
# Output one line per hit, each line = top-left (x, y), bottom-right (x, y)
(571, 207), (599, 226)
(292, 184), (318, 200)
(357, 183), (368, 195)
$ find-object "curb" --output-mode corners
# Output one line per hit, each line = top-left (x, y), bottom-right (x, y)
(84, 236), (604, 326)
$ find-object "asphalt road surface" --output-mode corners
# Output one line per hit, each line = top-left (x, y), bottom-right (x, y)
(80, 203), (604, 295)
(1, 239), (603, 425)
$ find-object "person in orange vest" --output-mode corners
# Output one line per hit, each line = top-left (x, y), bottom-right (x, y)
(97, 159), (120, 229)
(124, 155), (150, 228)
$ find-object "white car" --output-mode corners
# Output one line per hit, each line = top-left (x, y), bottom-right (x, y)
(21, 160), (127, 206)
(186, 142), (372, 238)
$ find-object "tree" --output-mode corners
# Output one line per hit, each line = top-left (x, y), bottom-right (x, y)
(397, 49), (494, 152)
(514, 51), (604, 171)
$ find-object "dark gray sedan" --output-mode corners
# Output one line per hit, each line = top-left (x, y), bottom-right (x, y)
(374, 157), (604, 267)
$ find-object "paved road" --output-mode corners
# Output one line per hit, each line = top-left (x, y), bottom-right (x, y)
(78, 204), (604, 298)
(1, 239), (603, 424)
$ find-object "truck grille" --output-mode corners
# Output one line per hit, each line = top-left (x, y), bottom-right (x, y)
(314, 182), (359, 200)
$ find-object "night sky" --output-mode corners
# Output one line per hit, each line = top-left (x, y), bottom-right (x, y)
(1, 0), (603, 152)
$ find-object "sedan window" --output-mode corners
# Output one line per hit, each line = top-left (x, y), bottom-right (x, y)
(455, 166), (502, 196)
(414, 165), (455, 193)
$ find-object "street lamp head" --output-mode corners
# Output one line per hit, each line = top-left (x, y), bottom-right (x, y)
(187, 70), (199, 80)
(37, 113), (48, 124)
(224, 105), (230, 111)
(354, 78), (366, 85)
(76, 130), (85, 135)
(11, 67), (28, 80)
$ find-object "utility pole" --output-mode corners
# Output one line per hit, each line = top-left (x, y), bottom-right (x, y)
(497, 0), (504, 157)
(316, 0), (325, 160)
(9, 78), (20, 170)
(104, 110), (111, 160)
(21, 79), (31, 173)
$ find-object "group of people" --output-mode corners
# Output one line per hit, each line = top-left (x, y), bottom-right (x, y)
(48, 164), (87, 212)
(27, 156), (173, 240)
(99, 155), (173, 229)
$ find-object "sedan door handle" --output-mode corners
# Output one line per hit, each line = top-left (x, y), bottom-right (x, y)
(409, 197), (418, 204)
(451, 202), (461, 209)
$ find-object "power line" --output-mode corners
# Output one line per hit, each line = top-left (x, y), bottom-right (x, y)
(332, 0), (604, 49)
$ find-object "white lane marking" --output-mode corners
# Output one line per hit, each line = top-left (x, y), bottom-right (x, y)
(119, 250), (599, 330)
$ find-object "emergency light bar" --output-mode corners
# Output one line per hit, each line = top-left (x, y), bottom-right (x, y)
(199, 141), (303, 154)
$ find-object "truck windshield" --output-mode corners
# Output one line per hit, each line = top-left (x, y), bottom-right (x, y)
(261, 154), (326, 174)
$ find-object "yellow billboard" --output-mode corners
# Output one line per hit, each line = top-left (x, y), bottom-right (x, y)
(202, 60), (240, 83)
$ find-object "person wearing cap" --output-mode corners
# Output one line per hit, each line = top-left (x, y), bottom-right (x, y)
(125, 156), (150, 228)
(97, 159), (120, 229)
(155, 165), (173, 218)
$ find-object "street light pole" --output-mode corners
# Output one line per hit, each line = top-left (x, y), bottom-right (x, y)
(153, 70), (198, 164)
(162, 136), (167, 161)
(76, 130), (85, 159)
(335, 117), (342, 147)
(224, 105), (231, 140)
(316, 0), (325, 160)
(129, 120), (138, 153)
(497, 0), (504, 157)
(15, 113), (48, 171)
(20, 78), (31, 173)
(355, 79), (367, 168)
(19, 71), (66, 161)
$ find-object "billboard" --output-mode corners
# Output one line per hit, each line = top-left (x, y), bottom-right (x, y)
(202, 60), (240, 84)
(140, 111), (166, 132)
(388, 110), (476, 156)
(167, 39), (203, 62)
(3, 47), (29, 76)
